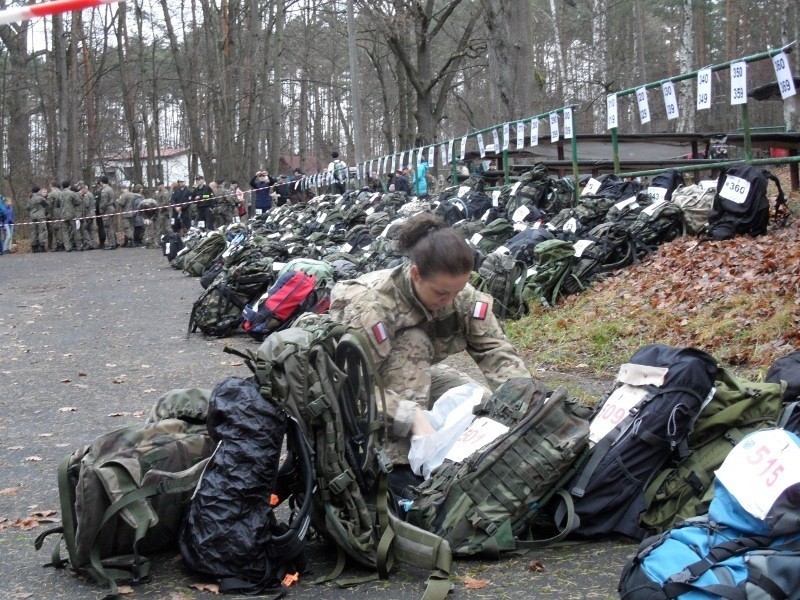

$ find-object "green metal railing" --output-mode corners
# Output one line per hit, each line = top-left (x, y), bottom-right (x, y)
(610, 43), (796, 179)
(356, 104), (580, 202)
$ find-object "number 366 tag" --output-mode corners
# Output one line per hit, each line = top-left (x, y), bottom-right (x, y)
(716, 429), (800, 520)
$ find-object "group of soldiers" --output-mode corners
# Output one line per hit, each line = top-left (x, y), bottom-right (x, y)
(25, 176), (246, 253)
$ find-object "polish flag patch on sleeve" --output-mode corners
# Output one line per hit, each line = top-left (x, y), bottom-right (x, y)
(472, 301), (489, 319)
(372, 322), (388, 343)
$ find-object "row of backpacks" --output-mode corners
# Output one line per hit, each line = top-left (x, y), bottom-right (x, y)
(37, 314), (800, 598)
(167, 161), (789, 338)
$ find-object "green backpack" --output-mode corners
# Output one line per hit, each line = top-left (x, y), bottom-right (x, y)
(472, 218), (516, 253)
(35, 389), (214, 597)
(234, 314), (452, 598)
(188, 257), (276, 338)
(640, 367), (785, 534)
(183, 232), (227, 277)
(521, 239), (576, 308)
(476, 249), (528, 319)
(406, 378), (591, 557)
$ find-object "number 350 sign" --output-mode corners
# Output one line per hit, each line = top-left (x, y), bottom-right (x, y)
(716, 429), (800, 520)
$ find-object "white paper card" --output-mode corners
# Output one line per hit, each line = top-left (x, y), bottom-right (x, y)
(564, 107), (573, 139)
(700, 179), (718, 190)
(646, 186), (668, 203)
(716, 429), (800, 520)
(589, 384), (650, 445)
(573, 239), (592, 257)
(272, 261), (286, 271)
(563, 217), (578, 233)
(460, 136), (467, 160)
(730, 61), (747, 105)
(457, 186), (471, 198)
(477, 133), (486, 157)
(636, 87), (651, 124)
(549, 112), (560, 143)
(697, 67), (712, 110)
(719, 174), (751, 204)
(642, 198), (667, 216)
(340, 242), (353, 253)
(75, 219), (81, 230)
(607, 93), (619, 129)
(512, 205), (531, 222)
(772, 51), (796, 99)
(502, 123), (510, 150)
(445, 417), (510, 464)
(510, 181), (522, 196)
(428, 144), (435, 166)
(662, 81), (679, 120)
(492, 128), (500, 153)
(614, 196), (639, 211)
(516, 121), (525, 149)
(470, 233), (483, 245)
(197, 220), (205, 229)
(365, 206), (375, 215)
(531, 119), (539, 146)
(582, 177), (602, 196)
(440, 143), (448, 166)
(491, 190), (501, 207)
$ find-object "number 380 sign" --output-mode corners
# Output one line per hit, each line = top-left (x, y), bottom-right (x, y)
(716, 429), (800, 520)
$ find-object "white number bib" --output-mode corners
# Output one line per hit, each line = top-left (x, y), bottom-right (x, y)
(716, 429), (800, 520)
(445, 417), (509, 464)
(719, 175), (751, 204)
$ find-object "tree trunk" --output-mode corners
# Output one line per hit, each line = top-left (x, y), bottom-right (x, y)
(116, 5), (142, 184)
(591, 0), (608, 133)
(0, 19), (32, 201)
(677, 0), (695, 132)
(346, 0), (365, 164)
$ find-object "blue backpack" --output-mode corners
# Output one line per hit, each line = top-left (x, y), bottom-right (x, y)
(619, 428), (800, 599)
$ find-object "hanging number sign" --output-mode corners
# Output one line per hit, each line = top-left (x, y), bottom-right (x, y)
(427, 144), (435, 166)
(772, 51), (796, 99)
(730, 61), (747, 105)
(477, 133), (486, 157)
(390, 154), (397, 173)
(440, 143), (448, 166)
(516, 121), (525, 149)
(549, 112), (559, 143)
(448, 139), (455, 163)
(399, 151), (405, 170)
(563, 107), (573, 139)
(662, 81), (679, 120)
(607, 93), (619, 129)
(531, 118), (539, 146)
(636, 86), (651, 124)
(491, 128), (500, 153)
(697, 67), (712, 110)
(502, 122), (510, 150)
(459, 136), (467, 160)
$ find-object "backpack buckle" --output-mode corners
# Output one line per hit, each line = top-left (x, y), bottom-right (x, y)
(668, 568), (694, 584)
(307, 396), (330, 419)
(375, 450), (392, 474)
(328, 470), (355, 495)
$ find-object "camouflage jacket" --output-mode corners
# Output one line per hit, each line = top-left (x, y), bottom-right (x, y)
(27, 192), (48, 220)
(329, 264), (529, 436)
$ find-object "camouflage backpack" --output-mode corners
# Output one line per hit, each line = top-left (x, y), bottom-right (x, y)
(470, 218), (516, 253)
(521, 239), (577, 308)
(406, 378), (591, 557)
(183, 232), (228, 277)
(640, 367), (784, 535)
(35, 389), (214, 597)
(629, 199), (685, 257)
(475, 249), (528, 319)
(231, 315), (453, 598)
(671, 183), (716, 235)
(188, 256), (276, 338)
(560, 222), (637, 297)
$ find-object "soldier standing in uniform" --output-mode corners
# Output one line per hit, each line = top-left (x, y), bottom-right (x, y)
(328, 213), (531, 487)
(59, 180), (81, 252)
(191, 175), (214, 230)
(27, 186), (48, 253)
(99, 176), (119, 249)
(79, 182), (97, 250)
(171, 178), (191, 233)
(117, 186), (137, 247)
(154, 181), (171, 241)
(46, 183), (63, 251)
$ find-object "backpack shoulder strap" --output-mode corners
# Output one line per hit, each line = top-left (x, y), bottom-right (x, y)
(764, 171), (788, 217)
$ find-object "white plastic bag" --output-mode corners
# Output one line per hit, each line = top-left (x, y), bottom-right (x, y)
(408, 382), (485, 479)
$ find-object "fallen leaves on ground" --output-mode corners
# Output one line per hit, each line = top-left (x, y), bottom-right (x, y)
(189, 582), (220, 594)
(9, 510), (59, 531)
(529, 561), (546, 572)
(24, 456), (42, 462)
(463, 576), (489, 589)
(117, 585), (134, 595)
(59, 407), (77, 412)
(0, 488), (19, 495)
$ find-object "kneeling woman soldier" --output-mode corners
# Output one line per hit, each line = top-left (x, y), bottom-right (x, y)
(329, 214), (531, 480)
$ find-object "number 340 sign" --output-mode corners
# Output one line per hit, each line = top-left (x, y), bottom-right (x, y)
(716, 429), (800, 520)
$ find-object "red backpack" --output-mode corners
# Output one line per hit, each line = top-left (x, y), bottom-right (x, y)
(242, 270), (330, 340)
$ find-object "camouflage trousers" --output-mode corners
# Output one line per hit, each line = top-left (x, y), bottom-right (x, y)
(379, 326), (490, 465)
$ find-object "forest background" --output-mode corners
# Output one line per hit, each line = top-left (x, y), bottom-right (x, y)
(0, 0), (798, 214)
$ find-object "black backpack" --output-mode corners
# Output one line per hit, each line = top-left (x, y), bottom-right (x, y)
(560, 222), (637, 297)
(647, 169), (685, 202)
(180, 377), (313, 595)
(162, 232), (183, 262)
(707, 163), (786, 240)
(503, 226), (555, 266)
(558, 345), (718, 539)
(766, 350), (800, 403)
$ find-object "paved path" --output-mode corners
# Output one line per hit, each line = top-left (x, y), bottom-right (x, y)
(0, 248), (633, 599)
